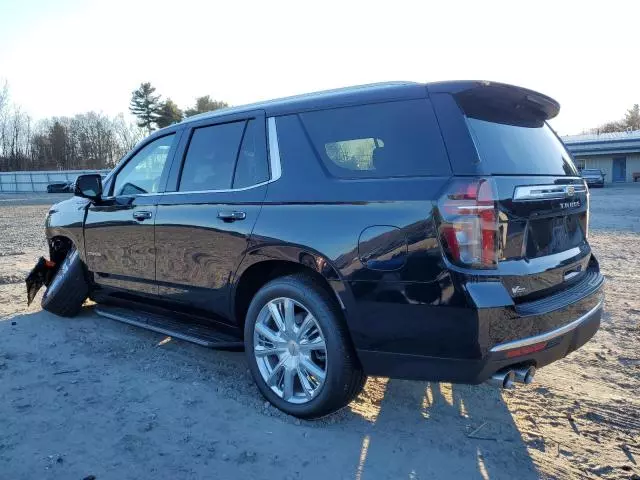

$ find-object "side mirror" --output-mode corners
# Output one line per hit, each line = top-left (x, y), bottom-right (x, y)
(74, 174), (103, 201)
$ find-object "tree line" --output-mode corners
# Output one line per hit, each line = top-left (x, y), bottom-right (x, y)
(129, 82), (228, 132)
(5, 77), (636, 172)
(590, 104), (640, 134)
(0, 80), (228, 172)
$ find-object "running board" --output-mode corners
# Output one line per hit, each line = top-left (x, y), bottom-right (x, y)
(95, 306), (243, 349)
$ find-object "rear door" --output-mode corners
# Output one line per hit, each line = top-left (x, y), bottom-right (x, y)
(430, 84), (591, 301)
(155, 111), (270, 322)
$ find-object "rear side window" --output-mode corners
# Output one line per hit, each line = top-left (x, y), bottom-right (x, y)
(179, 121), (245, 191)
(299, 100), (451, 178)
(233, 119), (269, 188)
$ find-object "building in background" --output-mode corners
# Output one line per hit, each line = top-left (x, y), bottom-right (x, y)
(562, 130), (640, 183)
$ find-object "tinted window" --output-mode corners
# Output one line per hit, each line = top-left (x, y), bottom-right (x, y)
(324, 138), (383, 171)
(179, 122), (245, 191)
(300, 100), (451, 178)
(233, 119), (269, 188)
(465, 118), (578, 176)
(113, 134), (174, 196)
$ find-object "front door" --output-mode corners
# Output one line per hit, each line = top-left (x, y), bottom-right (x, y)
(84, 133), (179, 296)
(613, 157), (627, 182)
(155, 114), (270, 322)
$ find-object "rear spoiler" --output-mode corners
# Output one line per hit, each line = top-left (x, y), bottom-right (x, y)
(427, 81), (560, 126)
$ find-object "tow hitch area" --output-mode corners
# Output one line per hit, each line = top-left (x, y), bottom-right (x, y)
(25, 257), (56, 306)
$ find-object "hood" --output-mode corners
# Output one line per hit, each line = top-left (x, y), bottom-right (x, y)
(47, 195), (90, 216)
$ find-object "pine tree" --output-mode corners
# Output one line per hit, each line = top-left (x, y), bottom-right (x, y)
(129, 82), (161, 133)
(623, 104), (640, 131)
(184, 95), (229, 118)
(156, 98), (183, 128)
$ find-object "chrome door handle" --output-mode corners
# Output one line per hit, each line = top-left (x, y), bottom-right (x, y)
(133, 210), (153, 221)
(217, 211), (246, 222)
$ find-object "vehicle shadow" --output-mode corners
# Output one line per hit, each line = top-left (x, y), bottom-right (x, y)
(339, 378), (540, 479)
(0, 307), (540, 480)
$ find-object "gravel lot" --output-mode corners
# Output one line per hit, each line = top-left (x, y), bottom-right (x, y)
(0, 187), (638, 480)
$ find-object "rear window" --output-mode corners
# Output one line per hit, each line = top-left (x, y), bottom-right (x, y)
(299, 100), (451, 178)
(465, 118), (578, 176)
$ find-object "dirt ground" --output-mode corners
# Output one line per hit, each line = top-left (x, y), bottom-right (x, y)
(0, 187), (638, 480)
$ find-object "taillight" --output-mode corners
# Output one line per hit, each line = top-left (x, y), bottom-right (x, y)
(437, 178), (500, 269)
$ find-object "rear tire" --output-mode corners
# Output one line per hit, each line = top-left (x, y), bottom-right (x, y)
(41, 247), (89, 317)
(244, 274), (366, 419)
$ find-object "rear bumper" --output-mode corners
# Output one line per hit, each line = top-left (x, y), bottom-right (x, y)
(355, 268), (605, 383)
(357, 298), (602, 383)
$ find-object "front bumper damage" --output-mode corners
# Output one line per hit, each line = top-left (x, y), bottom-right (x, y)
(25, 257), (56, 306)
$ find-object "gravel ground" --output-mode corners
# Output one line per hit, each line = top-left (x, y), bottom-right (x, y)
(0, 187), (638, 480)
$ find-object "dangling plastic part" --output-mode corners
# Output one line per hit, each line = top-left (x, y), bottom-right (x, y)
(25, 257), (56, 306)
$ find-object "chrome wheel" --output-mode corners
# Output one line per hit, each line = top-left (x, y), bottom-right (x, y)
(253, 297), (327, 404)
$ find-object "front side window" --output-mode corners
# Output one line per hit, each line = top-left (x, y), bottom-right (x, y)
(113, 134), (175, 196)
(179, 122), (245, 192)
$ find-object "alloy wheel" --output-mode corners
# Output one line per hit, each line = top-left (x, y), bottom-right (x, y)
(253, 297), (327, 404)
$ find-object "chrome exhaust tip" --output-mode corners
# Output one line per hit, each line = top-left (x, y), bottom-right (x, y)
(487, 370), (515, 389)
(513, 366), (536, 384)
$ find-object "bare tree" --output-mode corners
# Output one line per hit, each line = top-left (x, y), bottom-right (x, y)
(0, 81), (228, 172)
(13, 113), (144, 172)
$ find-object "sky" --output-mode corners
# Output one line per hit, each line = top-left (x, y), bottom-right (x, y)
(0, 0), (638, 135)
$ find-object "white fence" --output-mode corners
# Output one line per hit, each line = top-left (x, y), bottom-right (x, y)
(0, 169), (110, 193)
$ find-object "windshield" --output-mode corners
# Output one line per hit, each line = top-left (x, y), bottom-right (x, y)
(582, 169), (601, 175)
(466, 118), (579, 176)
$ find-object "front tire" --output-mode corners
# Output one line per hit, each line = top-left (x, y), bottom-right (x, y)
(244, 274), (366, 419)
(41, 247), (89, 317)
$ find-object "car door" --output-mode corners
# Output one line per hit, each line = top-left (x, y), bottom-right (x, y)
(155, 111), (271, 322)
(84, 131), (181, 296)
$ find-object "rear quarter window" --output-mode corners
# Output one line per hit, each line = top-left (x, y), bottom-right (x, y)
(299, 99), (451, 178)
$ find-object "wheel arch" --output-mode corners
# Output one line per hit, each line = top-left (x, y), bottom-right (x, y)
(231, 245), (356, 334)
(46, 235), (76, 263)
(45, 200), (89, 263)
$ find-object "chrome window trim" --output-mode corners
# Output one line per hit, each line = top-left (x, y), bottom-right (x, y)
(513, 183), (587, 201)
(106, 117), (283, 198)
(160, 179), (273, 196)
(267, 116), (282, 182)
(489, 298), (604, 353)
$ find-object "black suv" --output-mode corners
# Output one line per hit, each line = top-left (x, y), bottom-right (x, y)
(28, 81), (605, 418)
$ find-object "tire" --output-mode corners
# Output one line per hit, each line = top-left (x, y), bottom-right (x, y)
(41, 247), (89, 317)
(244, 274), (366, 419)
